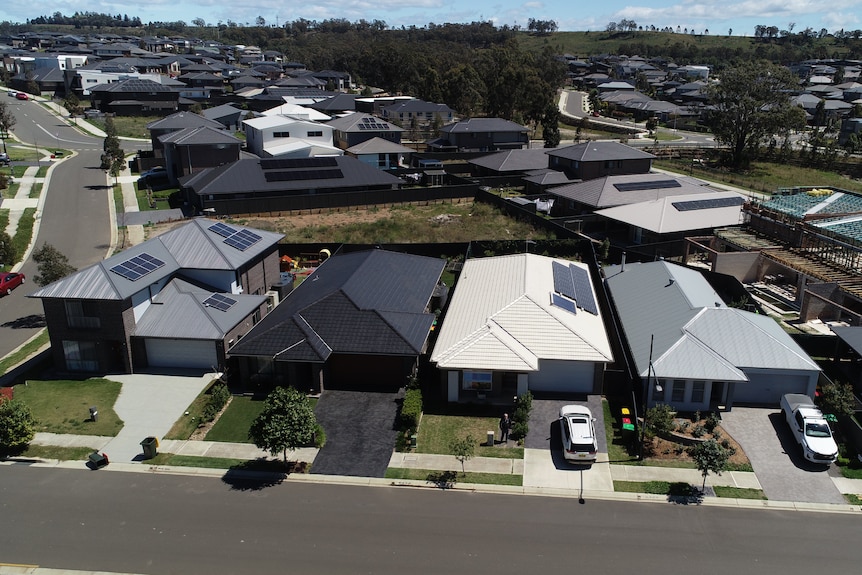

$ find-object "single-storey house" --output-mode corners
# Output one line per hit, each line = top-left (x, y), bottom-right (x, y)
(428, 118), (529, 152)
(228, 249), (446, 392)
(345, 137), (415, 170)
(603, 259), (820, 410)
(28, 219), (284, 374)
(431, 253), (614, 402)
(326, 113), (404, 149)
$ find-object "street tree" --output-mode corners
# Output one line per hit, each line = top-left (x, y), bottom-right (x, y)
(542, 102), (561, 148)
(687, 438), (733, 493)
(449, 434), (476, 473)
(0, 398), (36, 458)
(0, 100), (16, 154)
(249, 386), (317, 463)
(0, 231), (17, 266)
(32, 243), (77, 286)
(704, 61), (806, 168)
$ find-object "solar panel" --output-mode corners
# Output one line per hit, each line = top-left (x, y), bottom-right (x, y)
(672, 196), (745, 211)
(223, 228), (263, 251)
(109, 252), (166, 281)
(552, 261), (577, 300)
(613, 179), (682, 192)
(264, 169), (344, 182)
(570, 264), (598, 315)
(551, 293), (577, 315)
(208, 222), (238, 238)
(203, 292), (237, 312)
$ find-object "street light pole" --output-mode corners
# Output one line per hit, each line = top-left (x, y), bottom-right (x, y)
(639, 334), (656, 459)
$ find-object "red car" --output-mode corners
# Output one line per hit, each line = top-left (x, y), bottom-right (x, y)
(0, 272), (25, 295)
(15, 92), (28, 100)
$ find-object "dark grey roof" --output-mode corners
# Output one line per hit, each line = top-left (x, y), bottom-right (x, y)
(546, 173), (711, 209)
(382, 100), (454, 114)
(546, 141), (656, 162)
(159, 126), (241, 146)
(201, 103), (244, 122)
(523, 171), (577, 186)
(183, 156), (403, 196)
(346, 137), (414, 155)
(440, 118), (528, 134)
(309, 93), (357, 111)
(832, 326), (862, 356)
(326, 113), (403, 133)
(228, 250), (445, 362)
(147, 111), (225, 131)
(90, 78), (173, 93)
(468, 148), (550, 173)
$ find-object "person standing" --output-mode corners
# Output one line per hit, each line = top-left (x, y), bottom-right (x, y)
(499, 413), (511, 443)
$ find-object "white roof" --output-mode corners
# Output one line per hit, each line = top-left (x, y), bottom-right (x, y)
(431, 253), (613, 371)
(263, 140), (343, 157)
(261, 102), (330, 121)
(243, 115), (323, 130)
(594, 191), (746, 234)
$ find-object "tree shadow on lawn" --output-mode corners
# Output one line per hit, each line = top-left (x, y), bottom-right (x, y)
(221, 458), (308, 491)
(667, 482), (709, 505)
(1, 314), (46, 329)
(426, 470), (459, 489)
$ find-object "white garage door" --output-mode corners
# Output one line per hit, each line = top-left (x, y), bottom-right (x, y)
(529, 360), (596, 394)
(734, 374), (812, 405)
(145, 338), (219, 370)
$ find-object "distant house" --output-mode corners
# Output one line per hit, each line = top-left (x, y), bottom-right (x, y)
(28, 219), (284, 373)
(228, 249), (445, 392)
(545, 141), (655, 180)
(326, 113), (404, 149)
(345, 137), (415, 169)
(242, 115), (339, 158)
(89, 77), (179, 115)
(431, 253), (613, 402)
(201, 104), (246, 131)
(381, 99), (455, 127)
(604, 260), (820, 410)
(428, 118), (529, 152)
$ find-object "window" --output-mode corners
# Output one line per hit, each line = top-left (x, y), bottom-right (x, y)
(307, 130), (323, 137)
(65, 301), (101, 329)
(691, 381), (705, 404)
(462, 370), (492, 391)
(672, 380), (686, 402)
(63, 340), (99, 372)
(273, 131), (290, 138)
(653, 379), (666, 402)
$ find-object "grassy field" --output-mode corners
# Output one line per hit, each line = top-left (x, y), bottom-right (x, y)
(204, 395), (267, 443)
(88, 116), (160, 140)
(14, 378), (124, 436)
(385, 467), (523, 486)
(416, 414), (524, 459)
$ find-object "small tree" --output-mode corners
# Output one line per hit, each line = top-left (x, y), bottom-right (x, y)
(688, 438), (732, 493)
(249, 386), (317, 463)
(449, 434), (476, 473)
(816, 380), (856, 418)
(32, 243), (77, 286)
(0, 398), (36, 458)
(541, 103), (561, 148)
(0, 230), (16, 267)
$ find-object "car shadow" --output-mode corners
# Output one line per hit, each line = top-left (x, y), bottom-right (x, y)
(768, 412), (832, 472)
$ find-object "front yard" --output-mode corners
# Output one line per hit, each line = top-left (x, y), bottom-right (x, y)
(13, 378), (124, 436)
(415, 413), (523, 459)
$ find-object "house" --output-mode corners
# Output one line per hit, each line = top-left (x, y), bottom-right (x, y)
(326, 113), (404, 149)
(428, 118), (529, 152)
(345, 137), (415, 169)
(89, 77), (179, 115)
(158, 126), (243, 182)
(431, 253), (614, 402)
(259, 102), (330, 122)
(28, 219), (284, 373)
(381, 99), (455, 127)
(242, 115), (340, 158)
(201, 104), (246, 131)
(228, 249), (445, 392)
(179, 155), (404, 216)
(603, 260), (820, 410)
(545, 141), (655, 180)
(468, 148), (552, 177)
(146, 112), (228, 156)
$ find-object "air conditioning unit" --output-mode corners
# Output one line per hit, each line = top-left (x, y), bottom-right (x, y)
(265, 290), (280, 310)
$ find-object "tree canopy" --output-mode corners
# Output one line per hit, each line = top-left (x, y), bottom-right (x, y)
(248, 386), (317, 463)
(687, 438), (733, 492)
(0, 398), (36, 458)
(32, 243), (77, 286)
(704, 61), (806, 167)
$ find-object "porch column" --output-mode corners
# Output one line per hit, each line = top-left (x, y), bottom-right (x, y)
(447, 371), (459, 402)
(517, 373), (528, 396)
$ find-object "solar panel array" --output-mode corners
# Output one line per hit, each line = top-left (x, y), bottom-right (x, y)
(223, 228), (263, 251)
(551, 293), (577, 315)
(357, 117), (391, 131)
(672, 196), (745, 211)
(208, 222), (238, 238)
(260, 157), (338, 170)
(109, 253), (166, 282)
(264, 169), (344, 183)
(552, 261), (576, 300)
(613, 179), (681, 192)
(203, 292), (237, 312)
(570, 265), (598, 315)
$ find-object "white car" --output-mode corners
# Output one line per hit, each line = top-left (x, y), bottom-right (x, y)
(559, 404), (598, 463)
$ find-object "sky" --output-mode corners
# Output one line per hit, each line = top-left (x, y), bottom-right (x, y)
(1, 1), (861, 37)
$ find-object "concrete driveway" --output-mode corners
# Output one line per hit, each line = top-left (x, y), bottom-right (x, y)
(720, 407), (845, 504)
(310, 390), (402, 478)
(523, 396), (613, 492)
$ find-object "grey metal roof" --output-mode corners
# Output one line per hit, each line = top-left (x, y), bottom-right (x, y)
(133, 278), (266, 339)
(604, 260), (819, 380)
(228, 250), (445, 362)
(546, 141), (656, 162)
(440, 118), (528, 134)
(147, 112), (225, 131)
(309, 93), (357, 111)
(326, 113), (403, 133)
(832, 326), (862, 356)
(29, 218), (282, 301)
(468, 148), (550, 173)
(346, 137), (414, 155)
(546, 173), (712, 209)
(201, 104), (244, 122)
(158, 126), (241, 146)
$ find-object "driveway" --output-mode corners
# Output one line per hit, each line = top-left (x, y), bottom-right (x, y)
(310, 390), (402, 478)
(720, 407), (845, 504)
(523, 396), (613, 491)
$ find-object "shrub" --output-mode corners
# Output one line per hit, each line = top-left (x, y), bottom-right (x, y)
(704, 412), (720, 433)
(399, 388), (423, 431)
(201, 382), (231, 423)
(510, 421), (529, 441)
(314, 423), (326, 448)
(691, 425), (706, 438)
(516, 390), (533, 413)
(645, 404), (676, 435)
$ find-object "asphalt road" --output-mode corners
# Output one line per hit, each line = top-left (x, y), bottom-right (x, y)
(0, 99), (122, 358)
(0, 465), (858, 574)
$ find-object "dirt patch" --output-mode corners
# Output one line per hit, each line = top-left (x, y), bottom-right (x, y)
(189, 396), (233, 441)
(644, 422), (750, 468)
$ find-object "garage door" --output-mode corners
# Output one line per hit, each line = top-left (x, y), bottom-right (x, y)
(529, 360), (596, 394)
(733, 373), (812, 405)
(145, 338), (218, 370)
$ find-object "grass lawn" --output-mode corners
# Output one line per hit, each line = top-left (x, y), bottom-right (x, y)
(164, 378), (224, 440)
(838, 464), (862, 479)
(0, 330), (49, 375)
(147, 453), (309, 473)
(385, 467), (523, 486)
(204, 395), (267, 443)
(713, 486), (767, 500)
(22, 444), (98, 461)
(844, 494), (862, 505)
(136, 184), (177, 211)
(614, 480), (766, 499)
(416, 414), (524, 459)
(14, 378), (124, 436)
(89, 116), (160, 139)
(602, 398), (640, 463)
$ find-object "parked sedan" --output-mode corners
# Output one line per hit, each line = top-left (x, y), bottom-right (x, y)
(559, 404), (598, 463)
(15, 92), (28, 100)
(0, 272), (25, 295)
